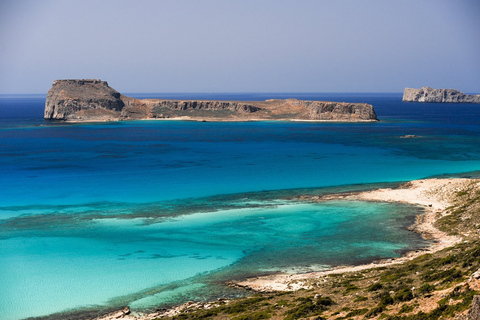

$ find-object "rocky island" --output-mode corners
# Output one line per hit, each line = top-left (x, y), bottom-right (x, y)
(403, 87), (480, 103)
(44, 79), (378, 122)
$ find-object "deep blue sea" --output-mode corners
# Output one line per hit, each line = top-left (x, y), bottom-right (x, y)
(1, 93), (480, 319)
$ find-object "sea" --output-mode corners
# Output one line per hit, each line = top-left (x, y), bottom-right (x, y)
(1, 92), (480, 320)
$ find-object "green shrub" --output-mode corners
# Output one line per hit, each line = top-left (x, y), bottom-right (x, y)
(354, 295), (368, 302)
(384, 288), (478, 320)
(341, 281), (359, 294)
(418, 283), (435, 294)
(367, 282), (383, 291)
(345, 308), (369, 317)
(398, 304), (415, 314)
(222, 296), (268, 314)
(423, 268), (463, 283)
(365, 306), (384, 318)
(379, 294), (394, 306)
(381, 272), (402, 282)
(233, 311), (272, 320)
(316, 296), (335, 306)
(394, 289), (414, 302)
(283, 296), (334, 320)
(275, 299), (294, 308)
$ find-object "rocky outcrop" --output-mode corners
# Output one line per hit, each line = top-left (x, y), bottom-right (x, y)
(303, 100), (377, 121)
(468, 295), (480, 320)
(458, 295), (480, 320)
(44, 79), (140, 121)
(44, 80), (378, 122)
(145, 100), (260, 113)
(403, 87), (480, 103)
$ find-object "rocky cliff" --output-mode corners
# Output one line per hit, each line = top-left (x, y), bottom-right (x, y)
(403, 87), (480, 103)
(44, 79), (138, 121)
(303, 100), (377, 121)
(44, 80), (378, 122)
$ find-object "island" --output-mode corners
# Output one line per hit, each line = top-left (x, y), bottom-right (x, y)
(403, 87), (480, 103)
(44, 79), (378, 122)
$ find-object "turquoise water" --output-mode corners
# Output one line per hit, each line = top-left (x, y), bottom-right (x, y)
(1, 199), (424, 319)
(1, 93), (480, 319)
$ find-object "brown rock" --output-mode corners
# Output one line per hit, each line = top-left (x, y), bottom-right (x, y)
(44, 79), (142, 121)
(44, 79), (378, 122)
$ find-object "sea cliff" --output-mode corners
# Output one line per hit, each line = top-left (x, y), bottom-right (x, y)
(403, 87), (480, 103)
(44, 79), (378, 122)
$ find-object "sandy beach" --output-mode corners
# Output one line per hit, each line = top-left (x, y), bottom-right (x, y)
(232, 178), (471, 292)
(91, 177), (479, 319)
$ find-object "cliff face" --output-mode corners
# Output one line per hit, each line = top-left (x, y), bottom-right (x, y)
(145, 100), (260, 113)
(44, 79), (140, 121)
(403, 87), (480, 103)
(303, 101), (377, 121)
(44, 80), (378, 122)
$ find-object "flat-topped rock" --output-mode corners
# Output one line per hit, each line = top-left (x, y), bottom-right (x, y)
(44, 79), (378, 122)
(403, 87), (480, 103)
(44, 79), (134, 121)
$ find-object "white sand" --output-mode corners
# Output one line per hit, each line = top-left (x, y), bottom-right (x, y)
(94, 178), (476, 319)
(234, 178), (471, 292)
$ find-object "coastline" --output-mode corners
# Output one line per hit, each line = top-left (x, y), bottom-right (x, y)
(232, 178), (466, 292)
(60, 117), (379, 123)
(92, 177), (473, 320)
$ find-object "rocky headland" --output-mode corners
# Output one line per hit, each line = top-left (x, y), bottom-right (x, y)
(403, 87), (480, 103)
(44, 79), (378, 122)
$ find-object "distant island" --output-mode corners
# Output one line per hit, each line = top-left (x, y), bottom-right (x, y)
(403, 87), (480, 103)
(44, 79), (378, 122)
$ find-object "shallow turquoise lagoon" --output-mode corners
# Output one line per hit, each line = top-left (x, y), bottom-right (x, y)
(1, 199), (425, 319)
(1, 93), (480, 319)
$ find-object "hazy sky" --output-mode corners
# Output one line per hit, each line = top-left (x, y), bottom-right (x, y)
(0, 0), (479, 94)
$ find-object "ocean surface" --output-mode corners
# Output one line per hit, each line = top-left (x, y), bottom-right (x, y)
(1, 92), (480, 319)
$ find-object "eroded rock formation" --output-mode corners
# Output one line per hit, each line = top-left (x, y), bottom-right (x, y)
(403, 87), (480, 103)
(303, 100), (377, 121)
(44, 79), (378, 122)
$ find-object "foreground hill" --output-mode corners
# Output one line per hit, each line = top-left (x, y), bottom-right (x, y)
(44, 79), (378, 122)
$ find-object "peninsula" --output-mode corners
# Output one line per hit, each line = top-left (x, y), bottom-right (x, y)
(44, 79), (378, 122)
(403, 87), (480, 103)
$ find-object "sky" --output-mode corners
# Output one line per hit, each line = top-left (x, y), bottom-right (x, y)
(0, 0), (479, 94)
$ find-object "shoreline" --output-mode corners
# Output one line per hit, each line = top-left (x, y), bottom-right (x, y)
(92, 177), (473, 320)
(59, 117), (379, 123)
(232, 178), (466, 292)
